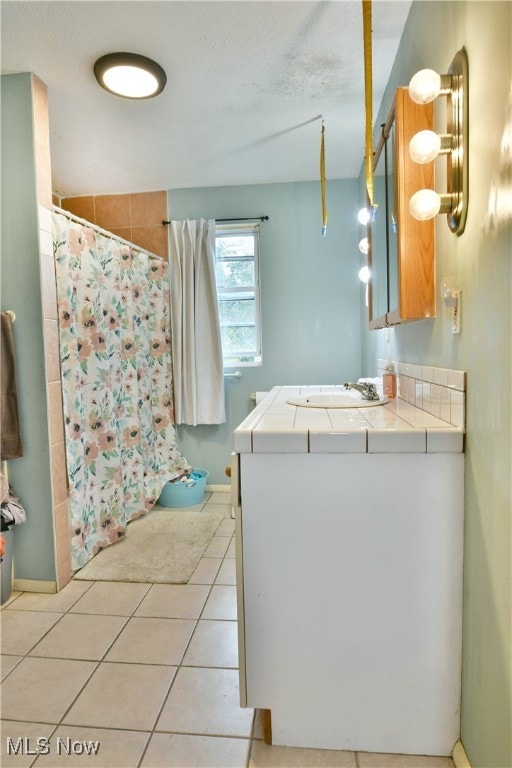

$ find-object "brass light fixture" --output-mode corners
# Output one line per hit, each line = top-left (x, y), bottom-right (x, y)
(407, 48), (468, 236)
(94, 52), (167, 99)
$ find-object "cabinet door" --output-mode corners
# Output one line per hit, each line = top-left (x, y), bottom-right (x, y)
(368, 88), (435, 329)
(388, 87), (435, 324)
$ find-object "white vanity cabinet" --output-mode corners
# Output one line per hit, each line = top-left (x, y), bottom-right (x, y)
(232, 386), (464, 756)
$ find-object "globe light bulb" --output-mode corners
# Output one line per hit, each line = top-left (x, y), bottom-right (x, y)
(358, 266), (371, 284)
(103, 65), (159, 98)
(358, 237), (369, 255)
(358, 208), (369, 225)
(409, 189), (441, 221)
(409, 130), (442, 164)
(408, 68), (441, 104)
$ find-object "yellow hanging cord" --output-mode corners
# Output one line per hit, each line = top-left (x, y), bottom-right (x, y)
(362, 0), (375, 210)
(320, 119), (328, 236)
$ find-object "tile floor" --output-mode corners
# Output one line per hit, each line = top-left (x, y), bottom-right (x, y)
(1, 492), (455, 768)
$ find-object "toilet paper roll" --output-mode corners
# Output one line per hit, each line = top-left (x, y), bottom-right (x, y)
(255, 391), (269, 405)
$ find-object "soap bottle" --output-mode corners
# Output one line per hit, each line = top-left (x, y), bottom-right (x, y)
(383, 363), (397, 398)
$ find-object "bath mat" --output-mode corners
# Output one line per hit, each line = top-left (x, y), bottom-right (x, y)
(73, 506), (225, 584)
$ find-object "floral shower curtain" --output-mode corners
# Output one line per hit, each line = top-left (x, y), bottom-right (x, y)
(53, 212), (190, 570)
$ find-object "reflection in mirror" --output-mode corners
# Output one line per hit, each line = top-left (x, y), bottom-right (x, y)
(370, 145), (388, 321)
(368, 109), (395, 327)
(387, 121), (398, 311)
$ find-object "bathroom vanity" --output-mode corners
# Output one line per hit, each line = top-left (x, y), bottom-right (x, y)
(231, 385), (464, 756)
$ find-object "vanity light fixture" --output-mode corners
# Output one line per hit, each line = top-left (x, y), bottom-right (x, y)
(407, 48), (468, 235)
(359, 237), (369, 255)
(94, 52), (167, 99)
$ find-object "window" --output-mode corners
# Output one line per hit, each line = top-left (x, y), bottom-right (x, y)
(215, 225), (262, 366)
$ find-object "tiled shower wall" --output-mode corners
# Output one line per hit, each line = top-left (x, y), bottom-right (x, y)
(377, 358), (466, 429)
(57, 191), (169, 260)
(32, 76), (71, 590)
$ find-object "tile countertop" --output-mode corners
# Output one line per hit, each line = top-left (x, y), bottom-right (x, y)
(233, 386), (464, 454)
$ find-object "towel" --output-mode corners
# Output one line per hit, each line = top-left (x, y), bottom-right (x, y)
(1, 312), (23, 460)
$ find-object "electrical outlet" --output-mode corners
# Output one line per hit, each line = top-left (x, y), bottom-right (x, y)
(451, 290), (461, 334)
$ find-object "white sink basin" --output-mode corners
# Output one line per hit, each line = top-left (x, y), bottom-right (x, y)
(287, 393), (389, 409)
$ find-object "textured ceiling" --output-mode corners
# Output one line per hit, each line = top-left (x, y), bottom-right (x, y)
(1, 0), (411, 196)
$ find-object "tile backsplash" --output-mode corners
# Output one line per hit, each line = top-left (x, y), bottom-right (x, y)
(377, 359), (466, 429)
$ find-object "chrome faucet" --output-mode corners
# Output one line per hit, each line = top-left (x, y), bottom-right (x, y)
(343, 381), (380, 401)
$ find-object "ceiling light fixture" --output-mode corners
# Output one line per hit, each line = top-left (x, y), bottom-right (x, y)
(94, 52), (167, 99)
(407, 48), (468, 235)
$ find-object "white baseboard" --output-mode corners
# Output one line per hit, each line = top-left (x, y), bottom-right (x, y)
(206, 484), (231, 492)
(12, 579), (57, 594)
(453, 740), (472, 768)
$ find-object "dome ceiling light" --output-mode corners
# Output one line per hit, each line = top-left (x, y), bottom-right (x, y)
(94, 52), (167, 99)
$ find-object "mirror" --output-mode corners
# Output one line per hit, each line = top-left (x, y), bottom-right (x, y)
(386, 120), (398, 312)
(368, 106), (395, 328)
(367, 88), (435, 329)
(369, 131), (389, 322)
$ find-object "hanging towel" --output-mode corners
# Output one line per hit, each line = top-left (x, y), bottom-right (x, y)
(1, 484), (27, 527)
(1, 312), (23, 460)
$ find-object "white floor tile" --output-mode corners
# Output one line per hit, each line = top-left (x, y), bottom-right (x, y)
(203, 536), (231, 558)
(29, 613), (127, 660)
(1, 654), (23, 681)
(69, 581), (151, 616)
(4, 581), (91, 613)
(141, 733), (250, 768)
(357, 753), (454, 768)
(182, 619), (238, 668)
(249, 740), (357, 766)
(32, 726), (150, 767)
(63, 662), (176, 731)
(1, 657), (96, 723)
(106, 616), (195, 665)
(135, 584), (209, 619)
(188, 558), (223, 585)
(1, 610), (64, 655)
(215, 558), (236, 585)
(202, 585), (237, 621)
(0, 721), (56, 768)
(156, 667), (254, 737)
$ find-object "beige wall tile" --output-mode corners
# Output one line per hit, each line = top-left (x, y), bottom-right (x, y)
(54, 499), (70, 564)
(61, 196), (96, 222)
(32, 75), (52, 208)
(35, 140), (53, 209)
(44, 319), (61, 382)
(108, 226), (133, 243)
(132, 225), (168, 260)
(57, 559), (72, 590)
(48, 381), (65, 443)
(130, 191), (167, 226)
(95, 194), (131, 229)
(51, 441), (68, 506)
(40, 253), (58, 319)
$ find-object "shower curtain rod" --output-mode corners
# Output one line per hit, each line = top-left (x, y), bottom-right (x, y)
(52, 205), (163, 260)
(162, 216), (269, 225)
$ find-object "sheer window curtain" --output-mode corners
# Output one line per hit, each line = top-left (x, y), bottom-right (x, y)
(169, 219), (226, 425)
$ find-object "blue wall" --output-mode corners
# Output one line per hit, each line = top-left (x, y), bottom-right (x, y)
(1, 74), (56, 581)
(168, 179), (362, 483)
(359, 3), (511, 766)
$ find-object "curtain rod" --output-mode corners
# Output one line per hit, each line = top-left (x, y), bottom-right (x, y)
(52, 206), (164, 261)
(162, 216), (269, 225)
